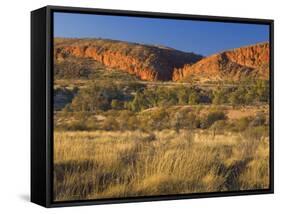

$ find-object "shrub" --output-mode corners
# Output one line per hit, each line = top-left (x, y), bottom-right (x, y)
(54, 57), (92, 79)
(253, 80), (269, 103)
(186, 112), (201, 129)
(231, 117), (251, 132)
(102, 116), (119, 131)
(141, 108), (170, 130)
(229, 87), (246, 106)
(85, 116), (100, 130)
(212, 88), (228, 105)
(118, 110), (135, 130)
(111, 99), (124, 110)
(176, 86), (190, 104)
(65, 120), (90, 131)
(129, 91), (148, 112)
(200, 111), (227, 129)
(250, 114), (267, 127)
(171, 111), (185, 132)
(70, 81), (125, 112)
(171, 110), (199, 131)
(211, 120), (227, 132)
(188, 91), (199, 105)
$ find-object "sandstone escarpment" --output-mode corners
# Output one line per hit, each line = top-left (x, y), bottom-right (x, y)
(173, 42), (269, 82)
(224, 42), (269, 68)
(54, 38), (203, 81)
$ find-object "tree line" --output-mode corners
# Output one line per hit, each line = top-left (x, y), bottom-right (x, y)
(64, 79), (269, 113)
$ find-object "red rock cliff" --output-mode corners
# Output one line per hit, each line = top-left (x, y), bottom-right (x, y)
(54, 38), (202, 81)
(172, 42), (269, 82)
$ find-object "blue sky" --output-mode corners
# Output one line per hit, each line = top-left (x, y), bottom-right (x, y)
(54, 12), (269, 56)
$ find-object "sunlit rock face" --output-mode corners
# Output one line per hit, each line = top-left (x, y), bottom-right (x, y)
(172, 42), (269, 82)
(54, 38), (202, 81)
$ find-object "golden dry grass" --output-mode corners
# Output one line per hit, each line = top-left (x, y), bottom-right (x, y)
(53, 129), (269, 201)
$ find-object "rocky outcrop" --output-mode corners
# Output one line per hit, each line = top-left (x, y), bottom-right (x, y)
(224, 42), (269, 68)
(172, 42), (269, 82)
(54, 38), (203, 81)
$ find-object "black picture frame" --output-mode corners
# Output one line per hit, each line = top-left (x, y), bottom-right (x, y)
(31, 5), (274, 208)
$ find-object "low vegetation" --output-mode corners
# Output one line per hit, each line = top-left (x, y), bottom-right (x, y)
(54, 128), (269, 201)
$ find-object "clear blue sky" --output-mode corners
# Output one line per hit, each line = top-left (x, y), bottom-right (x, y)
(54, 12), (269, 56)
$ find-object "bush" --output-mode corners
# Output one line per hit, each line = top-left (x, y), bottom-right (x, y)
(229, 87), (246, 106)
(231, 117), (251, 132)
(128, 91), (147, 112)
(127, 115), (140, 130)
(54, 57), (92, 79)
(63, 120), (90, 131)
(139, 108), (170, 130)
(150, 108), (170, 130)
(85, 116), (100, 130)
(102, 116), (119, 131)
(111, 99), (124, 110)
(188, 91), (200, 105)
(250, 114), (267, 127)
(70, 81), (125, 112)
(118, 110), (139, 131)
(212, 88), (228, 105)
(176, 86), (190, 104)
(171, 110), (199, 131)
(227, 82), (264, 106)
(171, 111), (185, 132)
(254, 80), (269, 102)
(210, 120), (228, 134)
(211, 80), (269, 106)
(185, 112), (200, 129)
(200, 111), (227, 129)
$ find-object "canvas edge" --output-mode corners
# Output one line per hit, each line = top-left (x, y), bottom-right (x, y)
(31, 7), (48, 207)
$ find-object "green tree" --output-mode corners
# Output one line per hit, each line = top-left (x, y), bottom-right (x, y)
(144, 89), (159, 107)
(244, 89), (256, 104)
(177, 86), (189, 104)
(212, 88), (227, 105)
(130, 91), (147, 111)
(171, 111), (184, 133)
(229, 87), (246, 106)
(189, 91), (199, 105)
(254, 80), (269, 102)
(69, 82), (124, 112)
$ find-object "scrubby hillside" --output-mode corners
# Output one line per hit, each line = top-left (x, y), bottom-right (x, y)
(54, 38), (203, 81)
